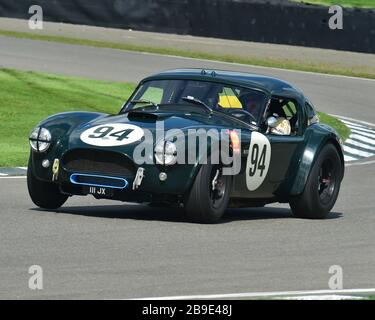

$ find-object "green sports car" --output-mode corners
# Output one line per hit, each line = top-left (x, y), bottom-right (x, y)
(27, 69), (344, 223)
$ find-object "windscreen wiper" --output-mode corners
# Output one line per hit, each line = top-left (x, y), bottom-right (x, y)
(130, 99), (159, 110)
(181, 96), (212, 114)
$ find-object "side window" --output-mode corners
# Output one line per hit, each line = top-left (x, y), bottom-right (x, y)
(266, 97), (300, 135)
(305, 101), (319, 125)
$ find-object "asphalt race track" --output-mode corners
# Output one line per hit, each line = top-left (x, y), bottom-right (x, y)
(0, 36), (374, 299)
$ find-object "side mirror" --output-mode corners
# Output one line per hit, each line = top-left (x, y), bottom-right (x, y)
(266, 116), (278, 128)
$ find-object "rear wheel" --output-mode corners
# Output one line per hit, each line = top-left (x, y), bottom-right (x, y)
(27, 160), (68, 209)
(184, 164), (232, 223)
(290, 143), (343, 219)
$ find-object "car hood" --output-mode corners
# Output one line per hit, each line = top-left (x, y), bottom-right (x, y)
(87, 110), (242, 129)
(66, 110), (251, 152)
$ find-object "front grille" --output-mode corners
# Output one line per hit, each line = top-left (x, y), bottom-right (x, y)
(62, 149), (136, 177)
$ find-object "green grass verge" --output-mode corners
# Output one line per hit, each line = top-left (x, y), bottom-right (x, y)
(318, 111), (351, 141)
(0, 68), (350, 167)
(0, 29), (374, 80)
(293, 0), (375, 8)
(0, 69), (135, 167)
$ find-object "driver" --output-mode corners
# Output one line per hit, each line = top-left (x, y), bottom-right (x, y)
(239, 93), (263, 120)
(267, 113), (291, 135)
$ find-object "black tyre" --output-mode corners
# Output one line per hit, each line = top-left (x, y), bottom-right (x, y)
(290, 143), (343, 219)
(184, 164), (232, 223)
(27, 161), (68, 209)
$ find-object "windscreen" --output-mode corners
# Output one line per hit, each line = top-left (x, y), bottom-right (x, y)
(124, 79), (267, 123)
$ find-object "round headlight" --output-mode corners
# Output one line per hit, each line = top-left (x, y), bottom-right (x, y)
(29, 127), (40, 152)
(29, 127), (52, 152)
(154, 140), (177, 165)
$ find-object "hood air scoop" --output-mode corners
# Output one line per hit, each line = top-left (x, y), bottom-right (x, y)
(127, 110), (173, 122)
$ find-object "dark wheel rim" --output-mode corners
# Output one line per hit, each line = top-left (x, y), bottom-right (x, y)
(209, 166), (227, 210)
(318, 158), (336, 205)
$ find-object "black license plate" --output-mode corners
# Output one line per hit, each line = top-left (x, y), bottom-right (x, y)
(85, 186), (114, 198)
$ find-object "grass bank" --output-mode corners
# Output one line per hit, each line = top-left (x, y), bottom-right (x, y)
(0, 69), (134, 166)
(0, 68), (350, 167)
(318, 112), (350, 140)
(0, 29), (374, 80)
(293, 0), (375, 8)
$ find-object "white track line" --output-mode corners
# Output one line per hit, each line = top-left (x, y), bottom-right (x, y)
(0, 176), (26, 179)
(332, 115), (375, 129)
(350, 129), (375, 140)
(343, 145), (374, 158)
(346, 138), (375, 151)
(134, 288), (375, 300)
(342, 119), (370, 127)
(340, 120), (369, 129)
(344, 155), (359, 162)
(345, 125), (375, 134)
(328, 115), (375, 165)
(350, 133), (375, 145)
(283, 295), (363, 300)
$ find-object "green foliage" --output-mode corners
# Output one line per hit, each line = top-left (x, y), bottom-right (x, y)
(293, 1), (375, 8)
(318, 112), (351, 140)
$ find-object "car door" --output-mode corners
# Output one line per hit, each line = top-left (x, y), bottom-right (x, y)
(238, 98), (305, 198)
(264, 98), (305, 193)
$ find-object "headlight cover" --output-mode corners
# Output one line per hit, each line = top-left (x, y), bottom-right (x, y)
(29, 127), (52, 152)
(154, 140), (177, 165)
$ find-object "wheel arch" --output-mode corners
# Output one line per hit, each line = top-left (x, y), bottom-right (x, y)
(288, 129), (344, 196)
(29, 111), (107, 181)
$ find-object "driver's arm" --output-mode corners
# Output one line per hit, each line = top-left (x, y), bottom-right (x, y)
(270, 116), (291, 135)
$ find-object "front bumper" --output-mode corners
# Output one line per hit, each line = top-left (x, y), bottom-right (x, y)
(29, 148), (199, 199)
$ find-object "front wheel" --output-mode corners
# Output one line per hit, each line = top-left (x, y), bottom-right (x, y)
(184, 164), (232, 223)
(27, 161), (68, 209)
(289, 143), (343, 219)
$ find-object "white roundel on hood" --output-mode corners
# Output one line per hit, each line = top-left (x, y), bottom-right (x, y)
(80, 123), (144, 147)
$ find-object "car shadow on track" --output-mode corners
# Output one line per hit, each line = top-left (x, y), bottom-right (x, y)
(30, 204), (343, 224)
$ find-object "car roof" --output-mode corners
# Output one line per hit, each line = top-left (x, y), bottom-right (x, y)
(142, 68), (305, 100)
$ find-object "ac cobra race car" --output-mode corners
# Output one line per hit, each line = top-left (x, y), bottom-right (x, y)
(27, 69), (344, 223)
